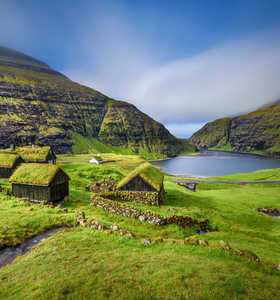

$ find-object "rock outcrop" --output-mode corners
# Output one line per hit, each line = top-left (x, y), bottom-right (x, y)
(0, 46), (194, 156)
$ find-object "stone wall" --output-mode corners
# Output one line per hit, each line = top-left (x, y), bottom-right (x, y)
(256, 207), (280, 217)
(91, 195), (208, 228)
(86, 177), (117, 193)
(96, 191), (161, 206)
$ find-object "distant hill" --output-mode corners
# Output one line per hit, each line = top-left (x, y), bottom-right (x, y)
(189, 103), (280, 158)
(0, 46), (195, 157)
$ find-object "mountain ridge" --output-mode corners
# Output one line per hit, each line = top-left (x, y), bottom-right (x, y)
(189, 103), (280, 157)
(0, 46), (194, 156)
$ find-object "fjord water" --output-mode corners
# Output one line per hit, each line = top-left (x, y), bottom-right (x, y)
(151, 150), (280, 177)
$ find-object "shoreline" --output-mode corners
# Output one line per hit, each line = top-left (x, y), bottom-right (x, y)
(203, 149), (266, 158)
(148, 157), (171, 162)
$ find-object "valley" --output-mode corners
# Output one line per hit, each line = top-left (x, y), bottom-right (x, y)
(0, 153), (279, 299)
(0, 46), (194, 158)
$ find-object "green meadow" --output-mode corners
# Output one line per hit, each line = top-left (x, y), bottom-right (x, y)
(0, 153), (280, 299)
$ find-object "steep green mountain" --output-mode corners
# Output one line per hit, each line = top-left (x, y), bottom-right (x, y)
(189, 103), (280, 157)
(0, 46), (194, 156)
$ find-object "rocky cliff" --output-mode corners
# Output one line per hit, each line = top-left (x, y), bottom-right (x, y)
(0, 46), (194, 156)
(189, 103), (280, 157)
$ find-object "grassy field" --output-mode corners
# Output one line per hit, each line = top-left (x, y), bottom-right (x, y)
(0, 153), (280, 299)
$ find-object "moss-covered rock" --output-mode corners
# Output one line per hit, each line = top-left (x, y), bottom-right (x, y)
(234, 249), (260, 262)
(219, 240), (232, 251)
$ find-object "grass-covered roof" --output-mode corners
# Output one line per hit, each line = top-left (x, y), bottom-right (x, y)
(9, 163), (68, 186)
(117, 162), (164, 191)
(16, 146), (53, 162)
(0, 153), (21, 167)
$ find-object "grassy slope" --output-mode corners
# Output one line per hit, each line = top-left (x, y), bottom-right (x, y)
(71, 132), (135, 155)
(71, 131), (169, 160)
(0, 154), (280, 299)
(0, 180), (75, 247)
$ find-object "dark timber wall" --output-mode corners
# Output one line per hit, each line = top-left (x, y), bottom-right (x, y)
(118, 175), (158, 192)
(159, 186), (165, 204)
(0, 167), (14, 179)
(50, 182), (68, 202)
(12, 184), (50, 201)
(0, 157), (23, 179)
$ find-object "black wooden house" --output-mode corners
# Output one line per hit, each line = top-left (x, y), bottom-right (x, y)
(16, 146), (57, 164)
(0, 153), (23, 178)
(117, 162), (165, 204)
(10, 163), (70, 203)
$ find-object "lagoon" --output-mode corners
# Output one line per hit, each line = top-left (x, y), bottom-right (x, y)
(151, 150), (280, 177)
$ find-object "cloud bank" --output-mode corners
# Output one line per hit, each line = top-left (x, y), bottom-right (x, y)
(65, 19), (280, 138)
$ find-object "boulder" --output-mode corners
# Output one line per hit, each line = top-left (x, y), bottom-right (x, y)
(198, 239), (209, 246)
(139, 215), (146, 222)
(111, 225), (119, 231)
(155, 237), (165, 244)
(184, 236), (199, 245)
(142, 239), (151, 246)
(234, 249), (260, 262)
(126, 231), (135, 238)
(98, 224), (107, 231)
(219, 240), (232, 251)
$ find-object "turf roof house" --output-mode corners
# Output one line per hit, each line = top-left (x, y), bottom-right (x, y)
(16, 146), (56, 164)
(0, 153), (23, 178)
(10, 163), (70, 203)
(117, 162), (165, 204)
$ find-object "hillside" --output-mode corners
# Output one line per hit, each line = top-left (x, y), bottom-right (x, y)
(189, 103), (280, 157)
(0, 46), (194, 157)
(1, 153), (280, 299)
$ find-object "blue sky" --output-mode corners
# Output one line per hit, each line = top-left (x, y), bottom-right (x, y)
(1, 0), (280, 137)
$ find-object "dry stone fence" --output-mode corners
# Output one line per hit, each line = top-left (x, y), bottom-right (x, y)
(88, 163), (208, 230)
(91, 195), (209, 229)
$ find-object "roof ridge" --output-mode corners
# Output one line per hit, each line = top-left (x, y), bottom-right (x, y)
(117, 162), (163, 191)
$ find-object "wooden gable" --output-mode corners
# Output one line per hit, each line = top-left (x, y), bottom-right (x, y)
(50, 169), (70, 186)
(118, 174), (157, 192)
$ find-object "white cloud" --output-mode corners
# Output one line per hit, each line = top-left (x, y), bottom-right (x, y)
(64, 17), (280, 137)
